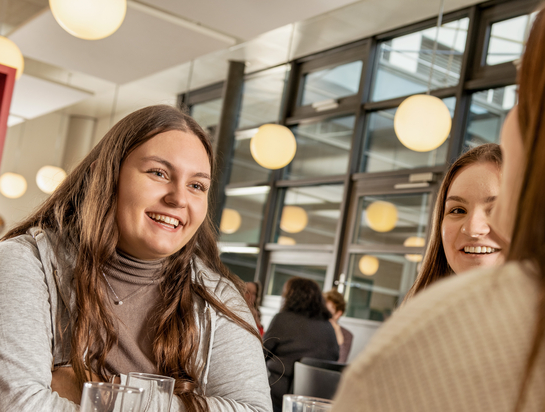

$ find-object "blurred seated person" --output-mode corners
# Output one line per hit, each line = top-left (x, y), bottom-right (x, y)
(264, 277), (339, 412)
(324, 289), (353, 363)
(245, 281), (264, 336)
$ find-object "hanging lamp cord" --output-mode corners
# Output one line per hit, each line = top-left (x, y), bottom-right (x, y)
(426, 0), (446, 94)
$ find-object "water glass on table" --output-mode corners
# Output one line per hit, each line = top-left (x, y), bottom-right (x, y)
(283, 395), (333, 412)
(80, 382), (145, 412)
(126, 372), (176, 411)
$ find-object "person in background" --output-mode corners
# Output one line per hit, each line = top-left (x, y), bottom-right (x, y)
(245, 281), (264, 336)
(332, 5), (545, 411)
(264, 277), (339, 412)
(0, 105), (272, 412)
(324, 289), (353, 363)
(404, 143), (502, 301)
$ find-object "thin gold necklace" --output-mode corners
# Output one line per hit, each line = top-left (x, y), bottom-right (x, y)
(102, 273), (154, 306)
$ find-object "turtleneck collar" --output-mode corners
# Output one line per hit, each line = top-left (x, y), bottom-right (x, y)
(104, 249), (166, 284)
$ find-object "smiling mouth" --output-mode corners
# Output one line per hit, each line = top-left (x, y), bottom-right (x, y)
(463, 246), (498, 254)
(147, 212), (180, 229)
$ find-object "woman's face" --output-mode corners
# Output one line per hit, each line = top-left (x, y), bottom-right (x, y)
(441, 162), (502, 274)
(245, 282), (257, 306)
(490, 107), (525, 249)
(115, 130), (211, 260)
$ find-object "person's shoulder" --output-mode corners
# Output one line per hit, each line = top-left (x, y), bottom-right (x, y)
(0, 232), (39, 257)
(192, 257), (242, 301)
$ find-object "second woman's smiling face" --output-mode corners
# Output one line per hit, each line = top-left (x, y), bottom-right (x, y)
(115, 129), (211, 260)
(441, 162), (502, 274)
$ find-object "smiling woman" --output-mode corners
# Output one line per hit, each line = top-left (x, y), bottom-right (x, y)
(404, 143), (502, 301)
(0, 105), (272, 412)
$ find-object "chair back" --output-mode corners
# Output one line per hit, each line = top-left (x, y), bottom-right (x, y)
(299, 357), (348, 373)
(292, 361), (342, 400)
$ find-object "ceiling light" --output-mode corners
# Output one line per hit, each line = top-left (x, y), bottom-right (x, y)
(277, 236), (296, 245)
(365, 201), (398, 233)
(0, 36), (24, 79)
(250, 124), (297, 170)
(220, 208), (242, 234)
(394, 94), (451, 152)
(49, 0), (127, 40)
(36, 165), (67, 194)
(0, 173), (27, 199)
(280, 205), (308, 234)
(359, 255), (379, 276)
(403, 236), (426, 262)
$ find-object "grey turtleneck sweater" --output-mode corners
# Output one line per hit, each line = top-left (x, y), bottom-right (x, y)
(103, 251), (165, 375)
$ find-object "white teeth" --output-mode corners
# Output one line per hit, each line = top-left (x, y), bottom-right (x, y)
(463, 246), (497, 254)
(148, 213), (179, 228)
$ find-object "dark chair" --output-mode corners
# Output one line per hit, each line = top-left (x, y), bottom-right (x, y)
(292, 361), (343, 400)
(299, 357), (348, 373)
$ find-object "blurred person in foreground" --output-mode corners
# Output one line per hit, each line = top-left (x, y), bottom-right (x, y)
(264, 278), (339, 412)
(332, 5), (545, 411)
(324, 289), (353, 363)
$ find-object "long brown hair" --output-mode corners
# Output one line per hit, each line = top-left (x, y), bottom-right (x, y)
(508, 5), (545, 410)
(404, 143), (502, 301)
(2, 105), (259, 412)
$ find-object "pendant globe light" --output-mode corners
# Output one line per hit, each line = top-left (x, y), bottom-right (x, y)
(393, 0), (451, 153)
(277, 236), (296, 245)
(280, 205), (308, 234)
(365, 201), (398, 233)
(0, 172), (27, 199)
(404, 236), (426, 262)
(36, 165), (67, 194)
(359, 255), (379, 276)
(0, 36), (24, 79)
(49, 0), (127, 40)
(250, 124), (297, 170)
(220, 208), (242, 234)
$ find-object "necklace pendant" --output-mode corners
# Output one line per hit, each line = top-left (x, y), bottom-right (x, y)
(116, 301), (123, 306)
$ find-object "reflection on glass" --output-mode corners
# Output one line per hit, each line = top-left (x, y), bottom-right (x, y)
(372, 18), (469, 101)
(464, 85), (517, 148)
(487, 13), (536, 66)
(220, 253), (258, 283)
(353, 193), (430, 247)
(344, 253), (418, 321)
(219, 187), (270, 243)
(272, 185), (344, 245)
(362, 97), (455, 172)
(229, 129), (271, 184)
(268, 263), (327, 295)
(285, 116), (355, 180)
(238, 65), (286, 129)
(300, 61), (363, 106)
(191, 98), (222, 130)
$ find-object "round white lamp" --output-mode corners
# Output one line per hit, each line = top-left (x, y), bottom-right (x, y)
(0, 173), (27, 199)
(220, 208), (242, 234)
(365, 201), (398, 233)
(36, 165), (67, 194)
(49, 0), (127, 40)
(403, 236), (426, 262)
(359, 255), (379, 276)
(394, 94), (452, 152)
(250, 124), (297, 170)
(0, 36), (24, 79)
(280, 205), (308, 233)
(277, 236), (296, 245)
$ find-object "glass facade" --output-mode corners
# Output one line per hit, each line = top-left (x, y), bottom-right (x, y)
(486, 13), (536, 66)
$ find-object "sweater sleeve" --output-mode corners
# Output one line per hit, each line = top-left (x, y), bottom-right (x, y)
(202, 280), (273, 412)
(0, 238), (78, 412)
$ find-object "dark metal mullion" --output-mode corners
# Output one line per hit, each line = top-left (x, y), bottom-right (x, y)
(363, 87), (458, 111)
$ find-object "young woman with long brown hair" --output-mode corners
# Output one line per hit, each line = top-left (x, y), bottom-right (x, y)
(404, 143), (503, 301)
(0, 105), (272, 412)
(332, 4), (545, 411)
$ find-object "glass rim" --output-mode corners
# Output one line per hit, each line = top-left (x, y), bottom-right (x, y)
(83, 381), (144, 394)
(127, 372), (176, 382)
(283, 394), (333, 404)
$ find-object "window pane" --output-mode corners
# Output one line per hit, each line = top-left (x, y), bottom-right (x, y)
(267, 263), (327, 296)
(372, 18), (469, 101)
(362, 97), (455, 172)
(344, 253), (418, 321)
(285, 115), (355, 180)
(300, 61), (363, 106)
(272, 185), (344, 245)
(238, 65), (286, 129)
(464, 85), (517, 149)
(229, 130), (272, 184)
(191, 98), (222, 130)
(353, 193), (431, 247)
(486, 13), (536, 66)
(219, 187), (270, 243)
(220, 253), (258, 283)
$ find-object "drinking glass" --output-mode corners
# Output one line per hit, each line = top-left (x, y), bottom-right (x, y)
(80, 382), (144, 412)
(127, 372), (175, 412)
(283, 395), (333, 412)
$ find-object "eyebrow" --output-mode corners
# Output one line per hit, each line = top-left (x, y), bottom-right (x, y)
(445, 195), (497, 204)
(141, 156), (211, 180)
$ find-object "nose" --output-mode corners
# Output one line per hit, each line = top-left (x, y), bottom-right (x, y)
(461, 209), (490, 237)
(163, 182), (188, 208)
